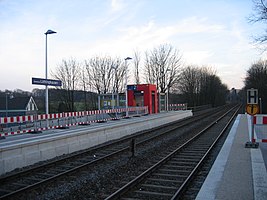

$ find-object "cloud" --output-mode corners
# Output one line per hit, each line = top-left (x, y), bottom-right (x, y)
(183, 51), (214, 64)
(85, 17), (227, 58)
(110, 0), (124, 12)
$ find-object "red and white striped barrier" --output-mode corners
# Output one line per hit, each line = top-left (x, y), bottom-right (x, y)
(253, 115), (267, 125)
(0, 115), (34, 124)
(253, 115), (267, 143)
(0, 107), (148, 137)
(0, 108), (133, 124)
(168, 103), (187, 111)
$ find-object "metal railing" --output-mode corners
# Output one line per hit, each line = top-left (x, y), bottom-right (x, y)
(168, 103), (187, 111)
(0, 106), (148, 137)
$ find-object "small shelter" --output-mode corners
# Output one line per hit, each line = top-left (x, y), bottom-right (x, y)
(127, 84), (158, 114)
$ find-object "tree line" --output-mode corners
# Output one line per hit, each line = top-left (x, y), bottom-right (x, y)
(2, 57), (265, 114)
(0, 44), (231, 113)
(49, 44), (229, 112)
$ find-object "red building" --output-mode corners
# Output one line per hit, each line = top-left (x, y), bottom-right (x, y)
(127, 84), (158, 114)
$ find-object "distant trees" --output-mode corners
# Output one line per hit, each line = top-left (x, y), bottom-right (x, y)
(244, 59), (267, 113)
(177, 65), (228, 107)
(43, 43), (230, 113)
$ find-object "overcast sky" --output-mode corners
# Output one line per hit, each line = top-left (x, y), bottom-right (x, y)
(0, 0), (265, 91)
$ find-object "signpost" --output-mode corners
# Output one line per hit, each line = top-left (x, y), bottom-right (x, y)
(32, 77), (62, 86)
(247, 88), (258, 104)
(245, 88), (259, 148)
(32, 77), (61, 128)
(246, 104), (259, 116)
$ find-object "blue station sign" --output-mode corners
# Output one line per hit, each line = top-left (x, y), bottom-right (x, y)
(32, 77), (62, 86)
(127, 85), (137, 91)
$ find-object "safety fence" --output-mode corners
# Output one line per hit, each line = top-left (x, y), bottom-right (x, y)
(0, 106), (148, 137)
(168, 103), (187, 111)
(253, 115), (267, 143)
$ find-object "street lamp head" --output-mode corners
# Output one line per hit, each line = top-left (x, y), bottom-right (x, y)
(125, 57), (132, 61)
(45, 29), (57, 35)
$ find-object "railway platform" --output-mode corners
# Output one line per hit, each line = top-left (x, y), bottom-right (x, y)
(196, 114), (267, 200)
(0, 110), (192, 175)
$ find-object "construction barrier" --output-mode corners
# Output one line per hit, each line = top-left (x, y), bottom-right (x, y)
(253, 115), (267, 143)
(168, 103), (187, 111)
(0, 106), (148, 137)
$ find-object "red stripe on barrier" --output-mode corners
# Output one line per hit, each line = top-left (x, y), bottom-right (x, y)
(254, 115), (267, 124)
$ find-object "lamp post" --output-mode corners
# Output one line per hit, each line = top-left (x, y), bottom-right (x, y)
(44, 29), (56, 117)
(5, 93), (9, 118)
(125, 57), (132, 117)
(111, 66), (117, 110)
(159, 68), (171, 112)
(166, 69), (171, 111)
(111, 66), (119, 119)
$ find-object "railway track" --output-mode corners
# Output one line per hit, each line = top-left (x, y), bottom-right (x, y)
(105, 105), (240, 200)
(0, 104), (238, 199)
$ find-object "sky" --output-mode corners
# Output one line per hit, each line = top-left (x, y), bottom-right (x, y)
(0, 0), (265, 92)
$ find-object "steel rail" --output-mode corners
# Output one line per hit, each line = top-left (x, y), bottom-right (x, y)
(171, 104), (241, 199)
(105, 105), (240, 199)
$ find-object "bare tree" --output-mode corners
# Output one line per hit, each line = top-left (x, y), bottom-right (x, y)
(113, 58), (126, 93)
(177, 66), (200, 106)
(80, 65), (89, 110)
(249, 0), (267, 45)
(85, 56), (125, 94)
(133, 50), (141, 84)
(144, 44), (183, 93)
(52, 58), (80, 111)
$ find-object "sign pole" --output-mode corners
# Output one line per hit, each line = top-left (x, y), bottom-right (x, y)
(245, 112), (259, 148)
(245, 88), (259, 148)
(251, 115), (254, 143)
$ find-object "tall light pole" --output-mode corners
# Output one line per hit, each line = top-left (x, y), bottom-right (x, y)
(5, 93), (9, 118)
(166, 68), (171, 111)
(44, 29), (57, 117)
(125, 57), (132, 117)
(111, 66), (117, 110)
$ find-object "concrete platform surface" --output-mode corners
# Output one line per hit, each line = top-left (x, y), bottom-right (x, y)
(196, 114), (267, 200)
(0, 111), (192, 175)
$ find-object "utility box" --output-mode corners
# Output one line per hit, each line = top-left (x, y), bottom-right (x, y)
(127, 84), (158, 114)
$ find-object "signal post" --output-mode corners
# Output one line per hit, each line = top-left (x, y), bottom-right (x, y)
(245, 88), (259, 148)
